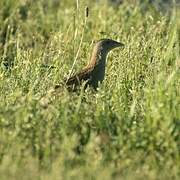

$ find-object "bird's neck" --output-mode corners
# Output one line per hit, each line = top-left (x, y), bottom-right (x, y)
(88, 47), (107, 68)
(85, 47), (108, 88)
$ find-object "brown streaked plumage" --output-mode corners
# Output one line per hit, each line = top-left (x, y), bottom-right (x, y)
(55, 39), (124, 91)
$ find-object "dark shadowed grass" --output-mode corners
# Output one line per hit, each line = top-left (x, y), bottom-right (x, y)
(0, 0), (179, 179)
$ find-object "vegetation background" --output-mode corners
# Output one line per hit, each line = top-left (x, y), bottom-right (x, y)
(0, 0), (179, 179)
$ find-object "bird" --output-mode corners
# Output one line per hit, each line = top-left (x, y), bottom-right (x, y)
(55, 39), (124, 91)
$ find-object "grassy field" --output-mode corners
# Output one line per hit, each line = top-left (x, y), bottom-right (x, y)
(0, 0), (179, 179)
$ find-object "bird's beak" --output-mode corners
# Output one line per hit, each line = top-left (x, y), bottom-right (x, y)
(116, 41), (125, 47)
(109, 41), (125, 51)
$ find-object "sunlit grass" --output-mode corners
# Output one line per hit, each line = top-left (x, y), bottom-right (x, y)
(0, 0), (179, 179)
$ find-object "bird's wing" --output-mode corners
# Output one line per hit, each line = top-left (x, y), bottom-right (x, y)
(65, 66), (94, 87)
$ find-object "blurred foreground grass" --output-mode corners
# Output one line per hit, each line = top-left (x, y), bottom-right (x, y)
(0, 0), (179, 179)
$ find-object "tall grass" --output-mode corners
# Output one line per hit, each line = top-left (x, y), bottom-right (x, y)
(0, 0), (179, 179)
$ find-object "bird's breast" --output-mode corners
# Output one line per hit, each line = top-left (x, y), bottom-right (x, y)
(90, 64), (105, 89)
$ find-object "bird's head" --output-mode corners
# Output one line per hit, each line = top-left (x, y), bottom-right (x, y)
(95, 39), (124, 53)
(89, 38), (125, 67)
